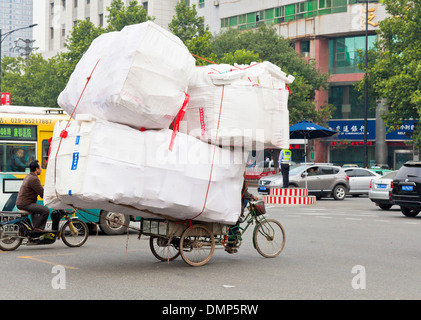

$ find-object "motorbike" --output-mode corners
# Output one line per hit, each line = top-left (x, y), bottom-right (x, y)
(0, 210), (89, 251)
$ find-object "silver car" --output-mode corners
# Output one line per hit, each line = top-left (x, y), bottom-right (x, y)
(344, 168), (381, 196)
(368, 170), (397, 210)
(258, 163), (350, 200)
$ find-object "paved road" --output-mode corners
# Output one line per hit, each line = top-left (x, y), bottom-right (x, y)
(2, 195), (421, 302)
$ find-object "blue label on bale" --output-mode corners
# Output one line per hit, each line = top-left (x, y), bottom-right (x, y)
(71, 152), (79, 170)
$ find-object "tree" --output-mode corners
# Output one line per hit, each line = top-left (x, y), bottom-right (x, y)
(212, 26), (332, 124)
(168, 1), (207, 43)
(106, 0), (154, 32)
(1, 54), (68, 107)
(366, 0), (421, 145)
(62, 20), (105, 71)
(169, 1), (217, 65)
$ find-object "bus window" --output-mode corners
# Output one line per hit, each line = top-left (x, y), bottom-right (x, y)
(0, 142), (36, 172)
(41, 139), (51, 169)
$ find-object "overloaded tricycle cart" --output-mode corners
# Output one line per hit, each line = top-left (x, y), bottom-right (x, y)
(140, 200), (286, 267)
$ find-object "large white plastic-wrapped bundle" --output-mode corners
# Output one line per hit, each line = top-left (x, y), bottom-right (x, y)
(184, 62), (294, 150)
(58, 21), (196, 130)
(44, 116), (247, 224)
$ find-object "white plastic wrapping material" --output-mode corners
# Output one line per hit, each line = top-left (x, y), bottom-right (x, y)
(185, 62), (294, 150)
(44, 116), (247, 224)
(58, 21), (196, 130)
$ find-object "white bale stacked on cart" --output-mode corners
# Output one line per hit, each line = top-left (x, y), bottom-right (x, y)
(44, 116), (247, 224)
(184, 62), (294, 150)
(47, 21), (294, 225)
(57, 21), (195, 130)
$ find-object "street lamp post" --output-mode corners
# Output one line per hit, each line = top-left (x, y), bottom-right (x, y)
(357, 0), (377, 168)
(363, 0), (369, 168)
(0, 24), (37, 95)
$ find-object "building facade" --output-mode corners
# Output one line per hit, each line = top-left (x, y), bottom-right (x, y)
(0, 0), (34, 58)
(191, 0), (414, 169)
(45, 0), (178, 58)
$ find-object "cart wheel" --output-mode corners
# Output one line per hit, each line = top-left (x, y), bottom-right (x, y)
(149, 236), (180, 262)
(179, 224), (215, 267)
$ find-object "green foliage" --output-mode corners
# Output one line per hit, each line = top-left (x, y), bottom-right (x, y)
(106, 0), (154, 32)
(219, 49), (260, 65)
(168, 1), (207, 43)
(169, 1), (217, 65)
(1, 54), (68, 107)
(366, 0), (421, 146)
(63, 20), (105, 71)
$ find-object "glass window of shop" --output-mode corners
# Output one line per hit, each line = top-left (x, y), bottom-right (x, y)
(328, 35), (377, 74)
(329, 85), (375, 119)
(329, 143), (375, 167)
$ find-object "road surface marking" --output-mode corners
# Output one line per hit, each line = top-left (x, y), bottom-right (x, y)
(18, 253), (79, 270)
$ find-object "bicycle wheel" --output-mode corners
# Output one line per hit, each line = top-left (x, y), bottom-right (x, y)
(179, 224), (215, 267)
(61, 219), (89, 247)
(253, 218), (285, 258)
(149, 236), (180, 262)
(0, 222), (25, 251)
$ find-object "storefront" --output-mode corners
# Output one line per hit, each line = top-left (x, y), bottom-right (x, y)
(328, 119), (415, 169)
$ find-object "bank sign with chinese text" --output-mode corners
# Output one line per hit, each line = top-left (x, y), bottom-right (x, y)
(328, 119), (416, 141)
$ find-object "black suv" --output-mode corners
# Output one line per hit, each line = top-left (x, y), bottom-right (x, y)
(391, 161), (421, 217)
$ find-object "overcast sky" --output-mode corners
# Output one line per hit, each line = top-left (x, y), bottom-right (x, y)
(33, 0), (46, 52)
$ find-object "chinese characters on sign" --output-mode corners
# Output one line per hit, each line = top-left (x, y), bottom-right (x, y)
(361, 5), (378, 28)
(0, 125), (37, 141)
(1, 92), (11, 105)
(328, 119), (416, 141)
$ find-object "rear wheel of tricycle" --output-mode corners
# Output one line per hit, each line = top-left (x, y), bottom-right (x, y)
(253, 219), (285, 258)
(179, 224), (215, 267)
(61, 218), (89, 247)
(149, 236), (180, 262)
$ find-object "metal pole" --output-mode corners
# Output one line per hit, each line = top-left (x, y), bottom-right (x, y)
(0, 24), (37, 97)
(363, 0), (368, 168)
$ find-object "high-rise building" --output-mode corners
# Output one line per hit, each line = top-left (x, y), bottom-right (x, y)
(0, 0), (34, 58)
(45, 0), (178, 58)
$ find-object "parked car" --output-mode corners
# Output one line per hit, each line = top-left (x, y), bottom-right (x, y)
(390, 161), (421, 217)
(342, 164), (358, 168)
(344, 168), (381, 196)
(369, 168), (393, 176)
(368, 170), (398, 210)
(258, 163), (350, 200)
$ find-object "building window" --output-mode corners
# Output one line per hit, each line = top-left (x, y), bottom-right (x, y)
(329, 85), (375, 119)
(301, 40), (310, 54)
(328, 35), (377, 74)
(142, 1), (148, 14)
(99, 13), (103, 26)
(199, 0), (204, 8)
